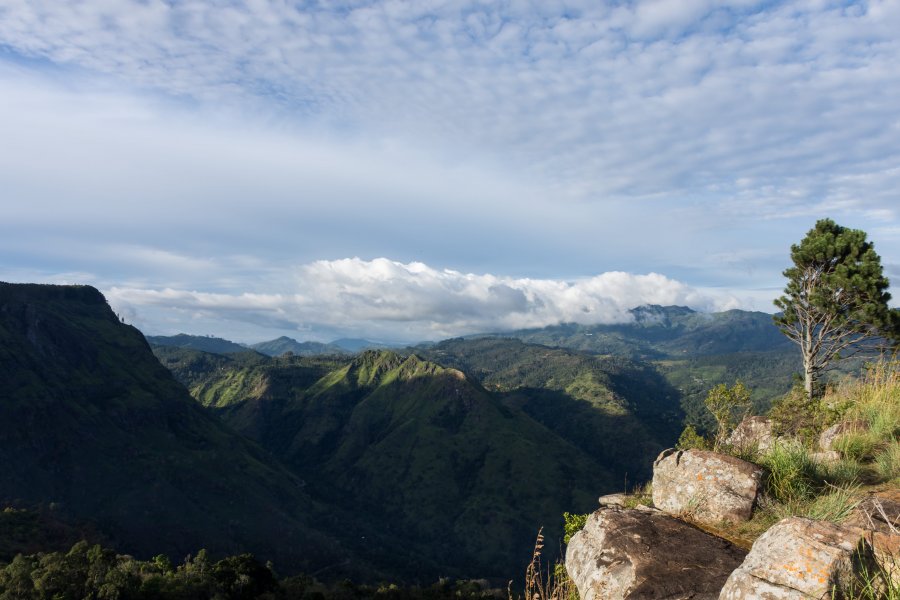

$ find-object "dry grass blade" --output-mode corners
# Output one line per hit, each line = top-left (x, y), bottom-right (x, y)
(513, 528), (577, 600)
(870, 498), (899, 535)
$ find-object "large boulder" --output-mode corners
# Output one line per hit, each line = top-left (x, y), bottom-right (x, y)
(652, 449), (765, 523)
(727, 416), (776, 453)
(565, 506), (747, 600)
(719, 517), (881, 599)
(819, 420), (869, 451)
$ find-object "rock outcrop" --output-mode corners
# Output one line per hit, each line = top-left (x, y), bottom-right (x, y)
(598, 493), (628, 507)
(565, 506), (747, 600)
(846, 489), (900, 585)
(651, 449), (765, 523)
(810, 450), (842, 463)
(727, 416), (776, 453)
(719, 517), (881, 599)
(819, 420), (869, 452)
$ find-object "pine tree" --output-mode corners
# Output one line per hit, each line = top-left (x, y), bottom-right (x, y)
(774, 218), (898, 400)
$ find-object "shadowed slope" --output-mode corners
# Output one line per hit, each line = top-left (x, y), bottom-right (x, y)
(0, 283), (348, 574)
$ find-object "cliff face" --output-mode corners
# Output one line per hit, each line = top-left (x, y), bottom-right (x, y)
(0, 283), (345, 573)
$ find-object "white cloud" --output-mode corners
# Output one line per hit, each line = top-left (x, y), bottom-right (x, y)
(105, 257), (746, 342)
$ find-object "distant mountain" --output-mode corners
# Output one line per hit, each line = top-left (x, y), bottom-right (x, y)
(329, 338), (396, 352)
(0, 283), (351, 575)
(145, 333), (248, 354)
(252, 336), (347, 357)
(492, 305), (793, 359)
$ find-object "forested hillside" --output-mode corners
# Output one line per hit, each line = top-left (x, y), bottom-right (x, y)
(0, 283), (353, 576)
(493, 305), (793, 358)
(150, 342), (685, 579)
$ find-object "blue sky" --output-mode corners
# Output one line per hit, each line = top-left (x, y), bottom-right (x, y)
(1, 0), (898, 343)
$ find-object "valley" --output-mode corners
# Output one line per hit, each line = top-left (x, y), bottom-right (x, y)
(0, 282), (842, 585)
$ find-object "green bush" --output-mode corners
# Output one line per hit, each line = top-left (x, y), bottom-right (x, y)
(562, 513), (588, 545)
(769, 383), (828, 444)
(704, 381), (751, 451)
(675, 425), (708, 451)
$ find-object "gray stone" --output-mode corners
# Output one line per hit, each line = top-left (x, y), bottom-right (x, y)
(810, 450), (842, 463)
(727, 416), (776, 453)
(819, 420), (869, 452)
(598, 493), (628, 507)
(565, 506), (746, 600)
(652, 449), (765, 524)
(719, 517), (880, 600)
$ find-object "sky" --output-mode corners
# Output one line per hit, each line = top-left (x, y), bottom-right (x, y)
(1, 0), (899, 343)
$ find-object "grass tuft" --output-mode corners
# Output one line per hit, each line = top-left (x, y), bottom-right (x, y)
(874, 439), (900, 482)
(759, 441), (821, 503)
(803, 483), (862, 523)
(512, 528), (576, 600)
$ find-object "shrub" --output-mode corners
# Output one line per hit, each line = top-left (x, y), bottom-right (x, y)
(675, 425), (708, 451)
(769, 383), (827, 444)
(562, 513), (587, 545)
(704, 382), (751, 451)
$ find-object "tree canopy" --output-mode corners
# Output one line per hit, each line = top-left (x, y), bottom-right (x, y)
(774, 218), (898, 399)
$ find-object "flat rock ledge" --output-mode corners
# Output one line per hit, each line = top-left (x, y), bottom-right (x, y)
(719, 517), (882, 600)
(652, 449), (765, 524)
(598, 493), (628, 507)
(565, 506), (747, 600)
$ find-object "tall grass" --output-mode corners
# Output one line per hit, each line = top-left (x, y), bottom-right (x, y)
(760, 441), (821, 503)
(804, 483), (862, 523)
(512, 529), (575, 600)
(839, 549), (900, 600)
(875, 440), (900, 482)
(757, 440), (865, 524)
(819, 359), (900, 486)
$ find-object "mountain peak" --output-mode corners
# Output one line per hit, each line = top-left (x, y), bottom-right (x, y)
(629, 304), (696, 324)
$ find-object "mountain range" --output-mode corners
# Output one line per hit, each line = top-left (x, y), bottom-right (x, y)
(148, 334), (395, 356)
(483, 304), (794, 358)
(2, 284), (814, 583)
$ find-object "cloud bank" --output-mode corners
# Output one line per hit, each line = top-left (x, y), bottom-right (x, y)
(106, 257), (744, 342)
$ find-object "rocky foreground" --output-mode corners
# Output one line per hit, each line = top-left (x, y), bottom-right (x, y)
(565, 418), (900, 600)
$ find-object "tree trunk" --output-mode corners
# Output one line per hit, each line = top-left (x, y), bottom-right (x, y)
(803, 357), (815, 401)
